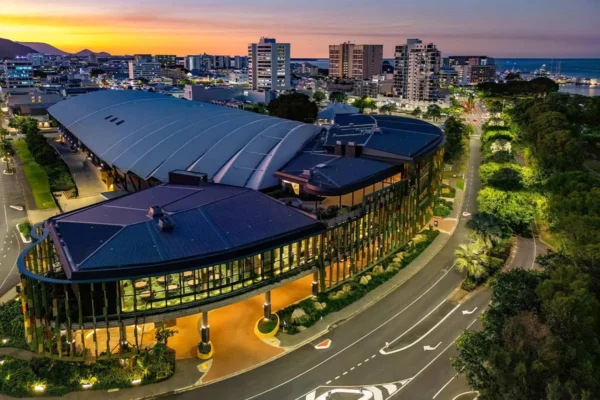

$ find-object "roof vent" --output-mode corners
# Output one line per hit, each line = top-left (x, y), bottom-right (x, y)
(148, 205), (164, 218)
(157, 216), (174, 231)
(302, 169), (312, 177)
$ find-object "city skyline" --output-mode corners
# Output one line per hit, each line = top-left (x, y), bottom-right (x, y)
(1, 0), (599, 58)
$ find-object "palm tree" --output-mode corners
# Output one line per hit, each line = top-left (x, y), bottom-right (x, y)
(454, 241), (489, 279)
(466, 213), (509, 250)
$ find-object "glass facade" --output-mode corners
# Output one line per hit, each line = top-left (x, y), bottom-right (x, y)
(18, 148), (443, 360)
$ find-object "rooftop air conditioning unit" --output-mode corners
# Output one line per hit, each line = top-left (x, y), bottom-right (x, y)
(148, 206), (164, 218)
(157, 216), (174, 231)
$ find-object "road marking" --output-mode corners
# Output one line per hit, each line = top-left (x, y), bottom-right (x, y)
(380, 300), (457, 355)
(365, 358), (369, 363)
(530, 223), (537, 270)
(350, 367), (355, 371)
(343, 372), (347, 376)
(357, 363), (362, 366)
(315, 339), (331, 350)
(335, 376), (340, 380)
(2, 205), (7, 232)
(451, 391), (480, 400)
(462, 307), (477, 315)
(387, 317), (480, 399)
(371, 355), (376, 359)
(242, 265), (457, 400)
(325, 380), (331, 385)
(433, 374), (458, 399)
(0, 230), (22, 292)
(423, 342), (442, 351)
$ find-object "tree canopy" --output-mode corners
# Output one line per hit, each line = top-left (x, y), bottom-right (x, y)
(267, 93), (318, 123)
(443, 116), (466, 163)
(312, 91), (326, 102)
(329, 91), (348, 103)
(352, 96), (377, 113)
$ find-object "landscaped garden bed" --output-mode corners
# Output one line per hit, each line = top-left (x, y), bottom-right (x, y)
(277, 228), (440, 334)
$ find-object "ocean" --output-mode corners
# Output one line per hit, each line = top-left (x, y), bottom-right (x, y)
(291, 58), (600, 96)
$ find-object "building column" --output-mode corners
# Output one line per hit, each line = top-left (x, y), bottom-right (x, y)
(263, 291), (272, 319)
(312, 266), (319, 296)
(201, 311), (210, 343)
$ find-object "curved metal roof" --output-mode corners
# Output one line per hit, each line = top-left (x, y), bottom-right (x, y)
(48, 90), (319, 190)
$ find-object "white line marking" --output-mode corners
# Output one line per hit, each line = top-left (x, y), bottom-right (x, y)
(423, 342), (442, 351)
(365, 358), (369, 362)
(451, 391), (479, 400)
(350, 367), (355, 371)
(242, 266), (456, 400)
(432, 375), (457, 399)
(335, 376), (340, 380)
(343, 371), (347, 376)
(388, 317), (480, 399)
(380, 302), (460, 354)
(371, 355), (376, 359)
(462, 307), (477, 315)
(0, 230), (22, 292)
(2, 205), (7, 232)
(325, 380), (331, 385)
(357, 363), (362, 367)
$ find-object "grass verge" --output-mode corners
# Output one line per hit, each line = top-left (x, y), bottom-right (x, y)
(14, 140), (55, 209)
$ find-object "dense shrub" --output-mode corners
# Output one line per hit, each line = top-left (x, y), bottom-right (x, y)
(477, 187), (535, 232)
(0, 344), (175, 397)
(0, 300), (28, 350)
(482, 130), (516, 144)
(257, 314), (278, 334)
(434, 198), (453, 217)
(479, 163), (524, 191)
(440, 184), (456, 198)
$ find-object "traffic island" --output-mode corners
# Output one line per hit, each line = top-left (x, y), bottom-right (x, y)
(254, 314), (280, 339)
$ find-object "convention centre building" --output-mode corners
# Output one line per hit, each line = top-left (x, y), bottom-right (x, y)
(18, 90), (445, 360)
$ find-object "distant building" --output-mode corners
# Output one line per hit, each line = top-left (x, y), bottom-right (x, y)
(232, 56), (249, 69)
(214, 56), (231, 69)
(228, 71), (249, 84)
(156, 55), (177, 66)
(128, 61), (161, 80)
(133, 54), (153, 63)
(185, 55), (202, 72)
(440, 67), (458, 86)
(161, 67), (187, 80)
(248, 37), (290, 91)
(329, 43), (383, 80)
(3, 59), (34, 88)
(393, 39), (441, 102)
(27, 53), (45, 67)
(353, 79), (379, 98)
(184, 84), (275, 104)
(446, 56), (496, 85)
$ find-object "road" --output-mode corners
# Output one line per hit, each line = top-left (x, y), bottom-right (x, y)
(169, 108), (486, 400)
(0, 159), (28, 298)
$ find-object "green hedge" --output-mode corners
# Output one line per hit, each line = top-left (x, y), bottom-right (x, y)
(482, 130), (516, 144)
(18, 222), (31, 240)
(0, 344), (175, 397)
(441, 183), (456, 198)
(434, 198), (453, 217)
(0, 300), (28, 350)
(277, 229), (440, 334)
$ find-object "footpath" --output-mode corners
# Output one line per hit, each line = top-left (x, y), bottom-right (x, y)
(0, 185), (467, 400)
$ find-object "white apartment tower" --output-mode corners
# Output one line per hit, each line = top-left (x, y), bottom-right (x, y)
(393, 39), (441, 102)
(248, 37), (290, 91)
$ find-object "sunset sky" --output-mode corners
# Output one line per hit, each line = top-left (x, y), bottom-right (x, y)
(1, 0), (599, 58)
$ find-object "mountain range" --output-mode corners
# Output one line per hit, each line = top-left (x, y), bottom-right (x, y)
(0, 38), (111, 58)
(0, 38), (37, 59)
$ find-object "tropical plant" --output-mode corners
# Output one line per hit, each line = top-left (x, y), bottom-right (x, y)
(154, 324), (178, 346)
(312, 91), (326, 102)
(454, 240), (490, 279)
(424, 104), (442, 121)
(352, 96), (377, 113)
(467, 213), (510, 250)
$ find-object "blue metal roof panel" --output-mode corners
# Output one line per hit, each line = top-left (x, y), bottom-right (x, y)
(56, 222), (123, 265)
(48, 91), (319, 190)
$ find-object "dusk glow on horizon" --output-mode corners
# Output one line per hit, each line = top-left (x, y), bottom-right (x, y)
(1, 0), (599, 58)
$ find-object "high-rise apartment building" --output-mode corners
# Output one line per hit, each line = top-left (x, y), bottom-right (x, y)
(27, 53), (45, 67)
(329, 43), (383, 80)
(185, 55), (202, 72)
(232, 56), (249, 69)
(128, 61), (161, 80)
(393, 39), (441, 102)
(3, 59), (34, 88)
(446, 56), (496, 85)
(248, 37), (290, 91)
(156, 55), (177, 66)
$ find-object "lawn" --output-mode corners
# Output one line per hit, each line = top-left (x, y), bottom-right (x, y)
(14, 140), (55, 209)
